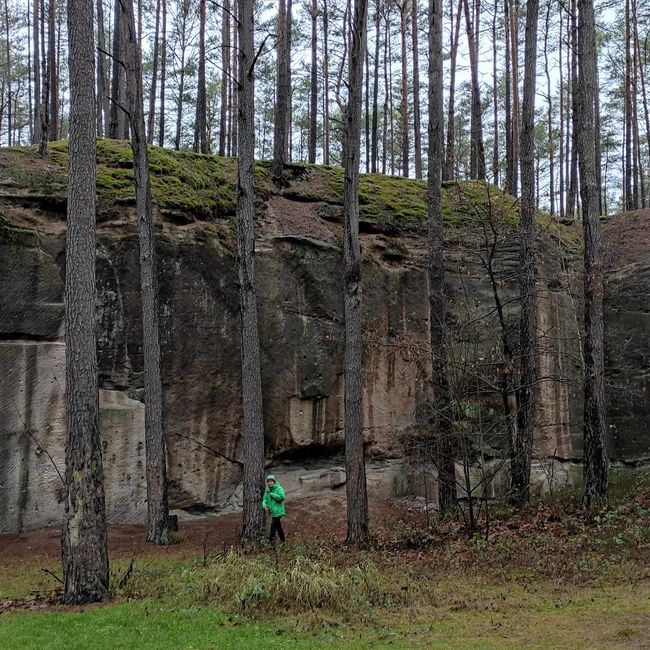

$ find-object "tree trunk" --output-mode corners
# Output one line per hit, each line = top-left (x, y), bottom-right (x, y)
(174, 1), (188, 151)
(194, 0), (207, 153)
(504, 0), (513, 192)
(273, 0), (290, 178)
(231, 0), (239, 156)
(463, 0), (485, 180)
(371, 0), (380, 173)
(508, 0), (519, 194)
(32, 0), (42, 144)
(218, 0), (230, 156)
(491, 0), (499, 186)
(147, 0), (161, 144)
(323, 0), (330, 164)
(558, 7), (564, 217)
(108, 0), (125, 139)
(62, 0), (109, 604)
(544, 1), (554, 216)
(512, 0), (538, 506)
(121, 0), (171, 545)
(444, 0), (462, 180)
(238, 0), (265, 543)
(47, 0), (58, 139)
(624, 0), (632, 209)
(577, 0), (608, 505)
(308, 0), (318, 163)
(96, 0), (109, 137)
(158, 0), (166, 146)
(428, 0), (456, 515)
(343, 0), (369, 546)
(412, 0), (422, 178)
(568, 0), (579, 216)
(397, 0), (409, 176)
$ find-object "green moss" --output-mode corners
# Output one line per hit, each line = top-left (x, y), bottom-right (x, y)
(0, 143), (580, 247)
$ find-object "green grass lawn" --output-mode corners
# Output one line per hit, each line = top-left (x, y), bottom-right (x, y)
(3, 581), (650, 650)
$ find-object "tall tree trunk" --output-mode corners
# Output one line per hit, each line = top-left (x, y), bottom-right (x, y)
(174, 1), (188, 151)
(3, 0), (11, 146)
(33, 0), (42, 144)
(97, 0), (109, 137)
(558, 7), (564, 217)
(194, 0), (207, 153)
(218, 0), (230, 156)
(238, 0), (265, 543)
(463, 0), (485, 180)
(39, 0), (49, 155)
(308, 0), (318, 163)
(428, 0), (456, 515)
(624, 0), (632, 210)
(121, 0), (171, 545)
(323, 0), (330, 164)
(231, 0), (239, 156)
(504, 0), (513, 191)
(62, 0), (109, 605)
(594, 54), (603, 213)
(47, 0), (58, 139)
(508, 0), (520, 193)
(444, 0), (462, 180)
(108, 0), (124, 138)
(158, 0), (166, 146)
(544, 0), (554, 216)
(147, 0), (161, 144)
(577, 0), (608, 505)
(637, 25), (650, 207)
(491, 0), (499, 186)
(343, 0), (369, 546)
(273, 0), (290, 178)
(412, 0), (422, 178)
(365, 41), (370, 172)
(568, 0), (579, 216)
(397, 0), (409, 176)
(371, 0), (380, 173)
(632, 4), (643, 208)
(512, 0), (538, 506)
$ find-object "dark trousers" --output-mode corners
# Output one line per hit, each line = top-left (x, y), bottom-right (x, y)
(269, 516), (285, 543)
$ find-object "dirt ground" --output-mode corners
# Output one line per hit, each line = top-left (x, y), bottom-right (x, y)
(0, 495), (426, 564)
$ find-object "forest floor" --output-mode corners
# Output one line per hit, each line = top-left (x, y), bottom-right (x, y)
(2, 471), (650, 649)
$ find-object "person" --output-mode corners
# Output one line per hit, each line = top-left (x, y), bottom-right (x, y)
(262, 474), (286, 544)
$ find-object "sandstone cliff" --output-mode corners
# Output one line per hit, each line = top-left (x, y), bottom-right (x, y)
(0, 141), (646, 532)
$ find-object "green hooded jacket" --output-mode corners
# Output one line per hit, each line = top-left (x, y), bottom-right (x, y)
(262, 482), (286, 518)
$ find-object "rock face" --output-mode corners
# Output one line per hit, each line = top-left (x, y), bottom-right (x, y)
(0, 151), (647, 533)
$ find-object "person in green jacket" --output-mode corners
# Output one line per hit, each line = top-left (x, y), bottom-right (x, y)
(262, 474), (286, 544)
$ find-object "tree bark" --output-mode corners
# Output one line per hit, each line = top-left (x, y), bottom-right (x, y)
(444, 0), (462, 180)
(508, 0), (519, 194)
(323, 0), (330, 164)
(158, 0), (166, 146)
(238, 0), (265, 544)
(32, 0), (42, 144)
(273, 0), (291, 178)
(558, 7), (564, 217)
(397, 0), (409, 176)
(371, 0), (380, 173)
(194, 0), (208, 153)
(343, 0), (369, 546)
(308, 0), (318, 163)
(218, 0), (230, 156)
(577, 0), (608, 505)
(491, 0), (499, 186)
(62, 0), (109, 604)
(428, 0), (456, 515)
(544, 1), (554, 216)
(108, 0), (126, 139)
(121, 0), (171, 545)
(97, 0), (109, 137)
(504, 0), (513, 192)
(568, 0), (579, 216)
(47, 0), (58, 139)
(147, 0), (161, 144)
(463, 0), (486, 180)
(512, 0), (538, 506)
(412, 0), (422, 178)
